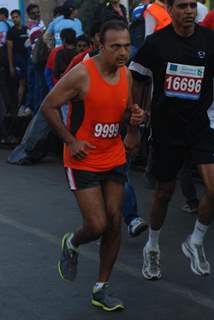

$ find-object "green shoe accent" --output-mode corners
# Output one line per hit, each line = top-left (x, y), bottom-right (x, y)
(58, 233), (78, 282)
(91, 284), (124, 312)
(91, 299), (124, 312)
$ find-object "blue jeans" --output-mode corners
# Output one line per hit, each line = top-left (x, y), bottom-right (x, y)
(122, 168), (139, 226)
(26, 60), (48, 114)
(25, 58), (35, 110)
(33, 65), (48, 114)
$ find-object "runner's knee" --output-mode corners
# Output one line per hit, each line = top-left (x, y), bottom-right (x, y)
(155, 187), (174, 204)
(86, 217), (107, 238)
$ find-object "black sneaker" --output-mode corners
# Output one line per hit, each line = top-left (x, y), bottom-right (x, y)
(91, 284), (124, 312)
(58, 233), (78, 281)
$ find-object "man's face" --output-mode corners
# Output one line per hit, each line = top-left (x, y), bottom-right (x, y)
(11, 13), (21, 26)
(76, 40), (89, 53)
(29, 7), (40, 21)
(168, 0), (197, 28)
(101, 29), (131, 68)
(0, 14), (6, 21)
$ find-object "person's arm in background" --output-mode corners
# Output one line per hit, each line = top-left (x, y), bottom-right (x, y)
(7, 36), (15, 78)
(44, 48), (57, 90)
(43, 20), (54, 49)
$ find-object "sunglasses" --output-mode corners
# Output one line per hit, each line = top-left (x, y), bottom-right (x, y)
(176, 2), (197, 9)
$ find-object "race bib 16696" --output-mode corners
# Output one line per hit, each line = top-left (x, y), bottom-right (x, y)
(164, 63), (205, 100)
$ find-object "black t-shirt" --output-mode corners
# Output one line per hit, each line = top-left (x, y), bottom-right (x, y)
(7, 25), (28, 57)
(53, 47), (77, 80)
(132, 24), (214, 146)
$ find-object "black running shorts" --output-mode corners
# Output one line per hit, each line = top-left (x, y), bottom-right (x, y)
(153, 128), (214, 182)
(65, 164), (128, 191)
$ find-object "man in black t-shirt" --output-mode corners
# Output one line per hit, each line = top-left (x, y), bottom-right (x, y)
(129, 0), (214, 279)
(7, 9), (28, 112)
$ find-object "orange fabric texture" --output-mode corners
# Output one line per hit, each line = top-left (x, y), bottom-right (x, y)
(146, 2), (172, 31)
(64, 58), (129, 171)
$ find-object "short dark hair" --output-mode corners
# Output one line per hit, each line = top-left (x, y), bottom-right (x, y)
(90, 22), (101, 38)
(26, 4), (39, 15)
(167, 0), (176, 7)
(76, 34), (90, 46)
(99, 20), (129, 44)
(53, 6), (63, 17)
(0, 7), (9, 18)
(60, 28), (76, 45)
(11, 9), (21, 16)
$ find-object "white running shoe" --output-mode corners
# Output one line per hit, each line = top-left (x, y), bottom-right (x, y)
(182, 236), (210, 276)
(142, 244), (162, 280)
(128, 217), (148, 237)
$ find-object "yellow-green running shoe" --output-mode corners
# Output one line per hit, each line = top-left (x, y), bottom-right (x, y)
(91, 284), (124, 312)
(58, 233), (78, 281)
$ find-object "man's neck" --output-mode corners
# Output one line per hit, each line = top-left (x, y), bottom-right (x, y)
(64, 44), (75, 49)
(172, 23), (195, 37)
(96, 54), (118, 77)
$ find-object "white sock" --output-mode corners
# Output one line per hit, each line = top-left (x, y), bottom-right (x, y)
(147, 228), (160, 250)
(93, 282), (106, 293)
(190, 220), (209, 245)
(66, 233), (78, 252)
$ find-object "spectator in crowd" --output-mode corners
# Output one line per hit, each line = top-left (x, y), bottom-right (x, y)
(7, 9), (28, 115)
(43, 6), (64, 49)
(100, 0), (128, 24)
(0, 7), (15, 117)
(76, 34), (90, 53)
(53, 28), (77, 81)
(23, 3), (47, 116)
(46, 0), (83, 48)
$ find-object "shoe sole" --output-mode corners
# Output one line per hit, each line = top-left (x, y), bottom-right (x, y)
(181, 242), (210, 276)
(91, 299), (124, 312)
(142, 268), (161, 280)
(129, 223), (148, 238)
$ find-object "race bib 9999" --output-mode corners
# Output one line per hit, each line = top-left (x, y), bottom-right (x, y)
(164, 63), (205, 100)
(91, 122), (120, 139)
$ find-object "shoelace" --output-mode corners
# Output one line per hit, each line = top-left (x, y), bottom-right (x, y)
(149, 251), (160, 272)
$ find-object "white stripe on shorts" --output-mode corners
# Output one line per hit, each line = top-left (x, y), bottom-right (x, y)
(66, 168), (77, 191)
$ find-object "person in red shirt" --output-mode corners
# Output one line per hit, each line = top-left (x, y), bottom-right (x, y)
(201, 10), (214, 30)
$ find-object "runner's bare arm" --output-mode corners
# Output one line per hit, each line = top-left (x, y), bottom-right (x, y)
(127, 69), (145, 127)
(41, 64), (88, 145)
(124, 69), (144, 154)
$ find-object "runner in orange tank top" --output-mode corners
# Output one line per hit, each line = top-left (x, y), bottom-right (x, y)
(41, 20), (145, 312)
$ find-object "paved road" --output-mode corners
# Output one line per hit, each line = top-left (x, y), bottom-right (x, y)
(0, 149), (213, 320)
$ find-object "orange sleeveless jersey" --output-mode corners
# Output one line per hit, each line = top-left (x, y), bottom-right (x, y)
(145, 2), (171, 32)
(64, 58), (129, 171)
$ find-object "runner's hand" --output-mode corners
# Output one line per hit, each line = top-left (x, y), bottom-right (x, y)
(68, 139), (96, 160)
(129, 104), (145, 126)
(124, 128), (141, 156)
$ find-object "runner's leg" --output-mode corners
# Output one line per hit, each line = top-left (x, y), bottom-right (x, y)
(98, 181), (124, 282)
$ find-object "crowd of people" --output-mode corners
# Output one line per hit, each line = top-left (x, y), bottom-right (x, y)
(0, 0), (214, 313)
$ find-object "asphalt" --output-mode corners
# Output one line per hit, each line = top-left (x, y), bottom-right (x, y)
(0, 149), (213, 320)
